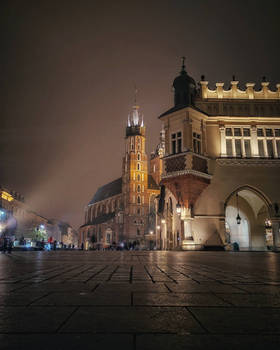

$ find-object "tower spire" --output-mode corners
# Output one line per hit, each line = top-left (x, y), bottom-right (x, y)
(181, 56), (186, 74)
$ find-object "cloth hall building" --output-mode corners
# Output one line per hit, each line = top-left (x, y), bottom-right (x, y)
(79, 60), (280, 251)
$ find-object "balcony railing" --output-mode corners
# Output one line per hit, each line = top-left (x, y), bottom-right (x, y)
(162, 151), (212, 180)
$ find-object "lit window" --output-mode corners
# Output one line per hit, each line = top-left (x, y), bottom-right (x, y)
(137, 196), (141, 204)
(137, 153), (141, 160)
(137, 163), (140, 171)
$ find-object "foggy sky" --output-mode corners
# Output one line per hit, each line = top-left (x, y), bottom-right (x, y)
(1, 0), (279, 228)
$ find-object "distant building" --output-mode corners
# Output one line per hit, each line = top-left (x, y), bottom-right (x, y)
(0, 186), (77, 246)
(157, 58), (280, 251)
(79, 103), (161, 249)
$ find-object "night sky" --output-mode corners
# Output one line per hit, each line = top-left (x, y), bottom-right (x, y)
(1, 0), (279, 228)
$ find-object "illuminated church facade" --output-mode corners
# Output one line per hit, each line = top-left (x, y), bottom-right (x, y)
(79, 59), (280, 251)
(79, 103), (161, 249)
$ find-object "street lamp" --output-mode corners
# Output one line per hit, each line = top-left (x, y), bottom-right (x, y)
(176, 202), (182, 215)
(236, 193), (241, 225)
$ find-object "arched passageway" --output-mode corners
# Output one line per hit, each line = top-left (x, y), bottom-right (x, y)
(225, 187), (272, 251)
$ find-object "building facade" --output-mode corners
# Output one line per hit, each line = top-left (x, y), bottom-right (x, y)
(0, 186), (77, 246)
(157, 59), (280, 251)
(79, 104), (160, 249)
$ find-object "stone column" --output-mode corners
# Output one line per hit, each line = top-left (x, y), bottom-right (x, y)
(219, 125), (227, 157)
(251, 125), (258, 157)
(272, 220), (280, 251)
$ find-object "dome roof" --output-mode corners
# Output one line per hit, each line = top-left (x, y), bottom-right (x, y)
(172, 58), (197, 107)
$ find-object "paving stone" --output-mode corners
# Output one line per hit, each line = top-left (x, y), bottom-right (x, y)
(34, 291), (131, 306)
(0, 334), (133, 350)
(190, 307), (280, 333)
(134, 292), (230, 306)
(0, 306), (75, 332)
(136, 334), (280, 350)
(217, 293), (280, 307)
(60, 306), (204, 334)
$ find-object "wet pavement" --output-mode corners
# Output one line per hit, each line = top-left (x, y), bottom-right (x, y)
(0, 250), (280, 349)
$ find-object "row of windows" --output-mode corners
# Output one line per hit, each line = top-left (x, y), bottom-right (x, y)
(130, 137), (142, 151)
(133, 173), (145, 181)
(171, 131), (202, 155)
(226, 127), (280, 137)
(133, 184), (144, 192)
(132, 195), (144, 204)
(226, 138), (280, 158)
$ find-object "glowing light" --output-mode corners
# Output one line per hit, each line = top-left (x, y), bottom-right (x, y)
(176, 202), (182, 215)
(1, 191), (13, 202)
(156, 225), (160, 230)
(149, 230), (154, 234)
(161, 219), (166, 224)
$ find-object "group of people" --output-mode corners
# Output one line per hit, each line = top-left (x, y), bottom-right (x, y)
(0, 235), (13, 254)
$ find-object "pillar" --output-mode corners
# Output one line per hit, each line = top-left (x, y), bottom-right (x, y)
(272, 220), (280, 251)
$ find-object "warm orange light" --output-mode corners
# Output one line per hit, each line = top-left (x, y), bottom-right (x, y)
(1, 191), (13, 202)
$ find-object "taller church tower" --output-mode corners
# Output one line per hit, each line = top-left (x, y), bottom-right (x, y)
(122, 102), (149, 241)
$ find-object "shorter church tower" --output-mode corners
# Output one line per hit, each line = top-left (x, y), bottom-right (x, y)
(122, 102), (149, 241)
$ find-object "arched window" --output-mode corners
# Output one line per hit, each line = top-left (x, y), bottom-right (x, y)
(137, 153), (141, 161)
(137, 174), (140, 181)
(137, 196), (141, 204)
(137, 228), (140, 235)
(137, 185), (141, 192)
(137, 163), (140, 171)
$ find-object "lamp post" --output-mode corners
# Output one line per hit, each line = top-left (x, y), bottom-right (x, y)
(236, 193), (241, 225)
(176, 202), (182, 216)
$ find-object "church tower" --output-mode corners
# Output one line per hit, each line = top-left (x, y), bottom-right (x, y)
(122, 101), (149, 242)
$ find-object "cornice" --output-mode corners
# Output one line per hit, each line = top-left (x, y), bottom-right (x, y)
(217, 158), (280, 167)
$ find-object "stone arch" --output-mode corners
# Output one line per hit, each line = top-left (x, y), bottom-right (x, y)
(224, 185), (273, 250)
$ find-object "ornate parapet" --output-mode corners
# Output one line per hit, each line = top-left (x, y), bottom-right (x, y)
(200, 80), (280, 100)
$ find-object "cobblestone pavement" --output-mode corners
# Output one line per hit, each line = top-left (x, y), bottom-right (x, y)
(1, 251), (280, 349)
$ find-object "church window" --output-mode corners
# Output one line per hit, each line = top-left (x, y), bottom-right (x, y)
(137, 163), (141, 171)
(137, 174), (140, 181)
(193, 132), (201, 154)
(137, 185), (141, 192)
(171, 132), (182, 154)
(137, 196), (141, 204)
(137, 153), (141, 160)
